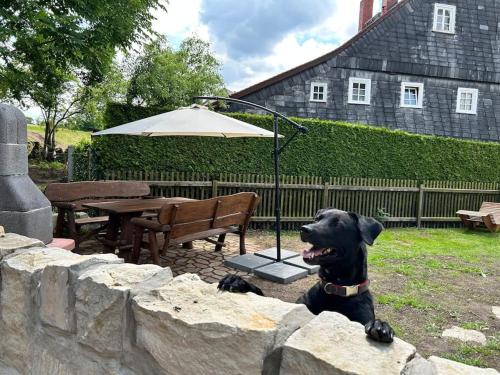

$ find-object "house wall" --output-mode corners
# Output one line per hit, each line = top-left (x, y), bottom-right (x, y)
(232, 0), (500, 142)
(235, 64), (500, 141)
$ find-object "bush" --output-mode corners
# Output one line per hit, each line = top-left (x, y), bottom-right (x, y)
(93, 109), (500, 182)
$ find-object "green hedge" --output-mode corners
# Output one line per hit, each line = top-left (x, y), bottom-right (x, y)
(94, 108), (500, 182)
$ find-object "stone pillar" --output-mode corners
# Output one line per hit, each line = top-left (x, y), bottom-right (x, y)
(0, 104), (53, 244)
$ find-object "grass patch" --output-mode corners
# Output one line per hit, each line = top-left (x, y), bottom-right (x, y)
(376, 293), (434, 310)
(28, 124), (91, 148)
(442, 336), (500, 368)
(460, 321), (489, 331)
(29, 160), (66, 171)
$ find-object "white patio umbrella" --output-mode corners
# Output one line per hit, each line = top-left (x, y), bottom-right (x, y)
(92, 104), (279, 138)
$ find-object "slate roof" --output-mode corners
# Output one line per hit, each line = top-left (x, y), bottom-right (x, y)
(232, 0), (500, 99)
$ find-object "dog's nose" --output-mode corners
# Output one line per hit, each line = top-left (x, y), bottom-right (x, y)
(300, 225), (312, 234)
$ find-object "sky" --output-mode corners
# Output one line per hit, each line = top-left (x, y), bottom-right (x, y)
(25, 0), (384, 119)
(152, 0), (384, 92)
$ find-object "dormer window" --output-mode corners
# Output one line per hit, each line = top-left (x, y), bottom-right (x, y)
(433, 3), (456, 34)
(310, 82), (327, 102)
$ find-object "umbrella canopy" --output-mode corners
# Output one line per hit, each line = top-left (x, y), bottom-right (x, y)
(92, 104), (280, 138)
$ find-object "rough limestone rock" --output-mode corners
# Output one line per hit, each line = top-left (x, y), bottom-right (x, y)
(401, 354), (437, 375)
(429, 356), (499, 375)
(280, 311), (416, 375)
(39, 253), (122, 332)
(441, 326), (487, 345)
(75, 263), (171, 355)
(0, 247), (80, 372)
(132, 274), (314, 375)
(0, 232), (44, 260)
(493, 306), (500, 319)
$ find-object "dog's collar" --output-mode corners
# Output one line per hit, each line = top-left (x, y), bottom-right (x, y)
(320, 278), (370, 297)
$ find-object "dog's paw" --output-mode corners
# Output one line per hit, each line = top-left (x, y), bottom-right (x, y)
(365, 319), (394, 343)
(217, 275), (264, 296)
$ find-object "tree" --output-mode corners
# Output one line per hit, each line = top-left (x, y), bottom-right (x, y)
(0, 0), (165, 157)
(126, 36), (226, 109)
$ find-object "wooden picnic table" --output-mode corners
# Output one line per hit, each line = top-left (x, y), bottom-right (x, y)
(83, 197), (194, 255)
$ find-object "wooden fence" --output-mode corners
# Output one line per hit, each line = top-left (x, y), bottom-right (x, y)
(104, 171), (500, 229)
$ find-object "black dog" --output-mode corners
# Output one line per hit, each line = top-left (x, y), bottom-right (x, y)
(218, 208), (395, 343)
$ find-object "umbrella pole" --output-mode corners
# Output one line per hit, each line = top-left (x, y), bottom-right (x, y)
(273, 114), (282, 262)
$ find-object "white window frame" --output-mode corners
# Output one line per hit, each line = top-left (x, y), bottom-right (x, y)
(309, 82), (328, 103)
(456, 88), (478, 115)
(348, 77), (371, 105)
(433, 3), (456, 34)
(400, 82), (424, 108)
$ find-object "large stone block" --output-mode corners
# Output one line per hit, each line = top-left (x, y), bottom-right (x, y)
(280, 311), (416, 375)
(0, 143), (28, 176)
(0, 175), (51, 212)
(0, 206), (53, 244)
(132, 274), (314, 375)
(39, 253), (122, 332)
(75, 263), (171, 356)
(0, 104), (27, 144)
(0, 232), (44, 260)
(0, 247), (79, 373)
(428, 356), (499, 375)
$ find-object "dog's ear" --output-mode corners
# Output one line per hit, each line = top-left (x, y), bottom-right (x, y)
(348, 213), (384, 245)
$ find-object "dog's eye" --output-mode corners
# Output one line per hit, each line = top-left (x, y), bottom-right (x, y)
(315, 215), (324, 222)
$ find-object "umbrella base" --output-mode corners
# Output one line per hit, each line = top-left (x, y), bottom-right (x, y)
(283, 256), (320, 275)
(254, 247), (299, 261)
(253, 262), (308, 284)
(224, 254), (274, 273)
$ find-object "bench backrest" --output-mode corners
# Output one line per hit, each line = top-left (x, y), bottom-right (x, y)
(45, 181), (151, 210)
(158, 192), (260, 238)
(479, 202), (500, 214)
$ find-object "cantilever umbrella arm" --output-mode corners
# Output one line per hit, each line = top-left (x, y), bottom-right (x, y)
(193, 96), (309, 262)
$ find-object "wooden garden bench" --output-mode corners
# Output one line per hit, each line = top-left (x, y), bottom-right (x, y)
(130, 192), (260, 265)
(45, 181), (151, 249)
(456, 202), (500, 233)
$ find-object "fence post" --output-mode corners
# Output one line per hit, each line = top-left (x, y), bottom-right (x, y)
(87, 148), (92, 181)
(417, 183), (425, 228)
(212, 179), (218, 198)
(322, 183), (330, 208)
(67, 146), (74, 182)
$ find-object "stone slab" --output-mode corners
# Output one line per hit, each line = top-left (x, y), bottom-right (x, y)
(280, 311), (416, 375)
(0, 206), (53, 244)
(253, 262), (308, 284)
(429, 356), (499, 374)
(0, 175), (51, 212)
(47, 238), (76, 251)
(132, 274), (314, 374)
(0, 233), (44, 260)
(75, 263), (167, 355)
(254, 247), (300, 261)
(283, 256), (320, 274)
(492, 306), (500, 319)
(0, 144), (28, 176)
(401, 355), (436, 375)
(39, 253), (122, 332)
(224, 254), (275, 272)
(0, 104), (27, 144)
(442, 326), (487, 345)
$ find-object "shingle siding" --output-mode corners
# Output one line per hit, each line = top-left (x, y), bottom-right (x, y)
(233, 0), (500, 142)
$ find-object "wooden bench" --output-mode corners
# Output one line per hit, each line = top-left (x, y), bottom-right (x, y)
(456, 202), (500, 233)
(130, 192), (260, 265)
(45, 181), (151, 249)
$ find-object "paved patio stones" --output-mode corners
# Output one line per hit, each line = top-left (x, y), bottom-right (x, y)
(224, 254), (275, 273)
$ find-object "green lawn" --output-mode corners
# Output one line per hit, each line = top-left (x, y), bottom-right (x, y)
(28, 124), (91, 148)
(255, 228), (500, 369)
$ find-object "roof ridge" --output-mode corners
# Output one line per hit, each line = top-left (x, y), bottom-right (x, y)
(231, 0), (410, 99)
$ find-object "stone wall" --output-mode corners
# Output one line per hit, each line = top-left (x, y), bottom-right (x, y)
(0, 233), (497, 375)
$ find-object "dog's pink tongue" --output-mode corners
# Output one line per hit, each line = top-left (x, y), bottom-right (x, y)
(302, 247), (324, 259)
